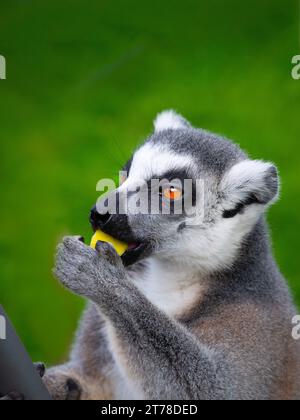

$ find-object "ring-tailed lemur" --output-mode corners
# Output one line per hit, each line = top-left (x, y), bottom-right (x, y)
(43, 111), (300, 400)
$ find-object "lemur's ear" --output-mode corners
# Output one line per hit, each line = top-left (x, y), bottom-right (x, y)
(154, 110), (192, 132)
(220, 160), (280, 218)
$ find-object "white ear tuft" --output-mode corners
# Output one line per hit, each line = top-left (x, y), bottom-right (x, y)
(221, 160), (280, 212)
(154, 110), (191, 132)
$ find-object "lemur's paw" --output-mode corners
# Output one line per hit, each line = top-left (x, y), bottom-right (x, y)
(0, 363), (45, 401)
(53, 236), (125, 300)
(0, 391), (25, 401)
(43, 367), (82, 400)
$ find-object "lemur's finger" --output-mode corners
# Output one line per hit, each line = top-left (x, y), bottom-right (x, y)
(34, 362), (46, 378)
(63, 236), (93, 257)
(95, 240), (117, 258)
(63, 236), (85, 249)
(95, 240), (121, 265)
(95, 240), (114, 253)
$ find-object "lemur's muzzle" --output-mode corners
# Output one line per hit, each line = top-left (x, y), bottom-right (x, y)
(89, 203), (148, 266)
(90, 205), (132, 241)
(90, 205), (112, 232)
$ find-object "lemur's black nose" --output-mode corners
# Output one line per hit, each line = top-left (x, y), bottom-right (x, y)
(90, 206), (112, 231)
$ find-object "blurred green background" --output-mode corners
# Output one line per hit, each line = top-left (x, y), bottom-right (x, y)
(0, 0), (299, 365)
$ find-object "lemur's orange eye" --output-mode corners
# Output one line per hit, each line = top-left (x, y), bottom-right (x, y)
(163, 186), (182, 201)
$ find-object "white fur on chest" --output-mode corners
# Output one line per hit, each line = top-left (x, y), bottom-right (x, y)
(134, 258), (205, 317)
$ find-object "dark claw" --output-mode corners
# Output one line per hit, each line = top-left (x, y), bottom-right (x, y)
(34, 362), (46, 378)
(78, 237), (85, 243)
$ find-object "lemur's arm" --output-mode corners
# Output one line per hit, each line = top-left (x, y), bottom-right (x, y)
(54, 237), (229, 400)
(95, 286), (226, 399)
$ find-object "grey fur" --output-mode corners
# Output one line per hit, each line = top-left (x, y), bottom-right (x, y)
(45, 112), (300, 400)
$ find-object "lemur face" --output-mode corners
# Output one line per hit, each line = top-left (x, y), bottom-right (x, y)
(91, 111), (279, 271)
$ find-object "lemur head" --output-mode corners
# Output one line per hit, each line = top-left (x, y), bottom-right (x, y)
(91, 111), (279, 272)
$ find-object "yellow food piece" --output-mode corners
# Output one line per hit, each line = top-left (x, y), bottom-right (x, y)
(90, 230), (128, 256)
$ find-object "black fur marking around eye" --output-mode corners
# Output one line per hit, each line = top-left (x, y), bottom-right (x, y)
(223, 194), (260, 219)
(150, 169), (197, 208)
(152, 169), (192, 184)
(223, 203), (245, 219)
